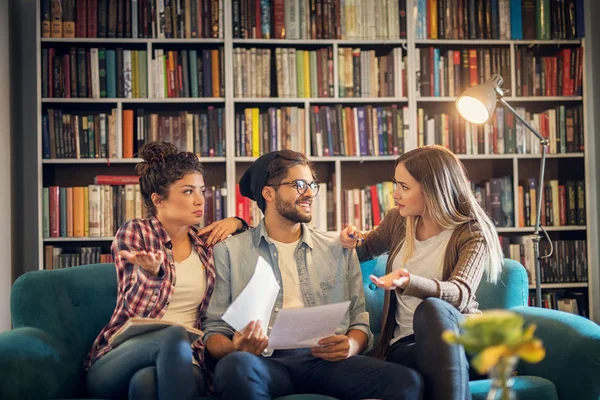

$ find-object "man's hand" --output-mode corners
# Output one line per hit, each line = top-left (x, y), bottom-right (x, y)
(311, 334), (354, 362)
(232, 320), (269, 355)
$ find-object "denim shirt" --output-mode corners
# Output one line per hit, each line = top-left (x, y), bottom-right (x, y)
(202, 219), (373, 355)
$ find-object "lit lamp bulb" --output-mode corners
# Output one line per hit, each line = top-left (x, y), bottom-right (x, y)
(455, 74), (505, 125)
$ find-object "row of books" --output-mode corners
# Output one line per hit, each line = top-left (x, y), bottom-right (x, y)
(43, 181), (143, 238)
(417, 105), (585, 155)
(516, 179), (586, 228)
(472, 176), (514, 227)
(310, 105), (409, 157)
(42, 0), (223, 39)
(43, 109), (118, 159)
(233, 0), (407, 40)
(527, 291), (588, 317)
(42, 179), (228, 238)
(150, 48), (224, 98)
(41, 46), (225, 99)
(416, 47), (512, 98)
(340, 182), (395, 231)
(42, 47), (140, 99)
(235, 107), (307, 157)
(42, 104), (583, 160)
(233, 47), (334, 98)
(504, 238), (588, 284)
(234, 183), (334, 231)
(44, 245), (113, 270)
(125, 108), (226, 158)
(338, 48), (406, 98)
(415, 0), (584, 40)
(42, 107), (225, 159)
(515, 46), (584, 97)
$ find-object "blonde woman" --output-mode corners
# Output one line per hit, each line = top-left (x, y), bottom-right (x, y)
(340, 145), (503, 400)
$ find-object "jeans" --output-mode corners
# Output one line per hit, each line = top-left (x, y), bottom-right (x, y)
(213, 349), (423, 400)
(87, 325), (206, 400)
(385, 298), (471, 400)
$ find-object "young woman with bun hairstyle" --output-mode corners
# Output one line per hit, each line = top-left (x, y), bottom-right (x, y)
(340, 145), (504, 400)
(85, 142), (247, 400)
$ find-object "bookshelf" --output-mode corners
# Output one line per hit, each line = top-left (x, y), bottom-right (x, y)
(31, 0), (597, 320)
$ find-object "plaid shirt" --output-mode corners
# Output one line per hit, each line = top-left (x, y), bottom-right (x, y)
(86, 217), (216, 370)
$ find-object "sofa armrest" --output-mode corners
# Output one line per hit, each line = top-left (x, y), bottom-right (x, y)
(0, 327), (74, 400)
(512, 306), (600, 400)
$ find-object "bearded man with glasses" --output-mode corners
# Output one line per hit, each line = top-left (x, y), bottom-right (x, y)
(203, 150), (422, 400)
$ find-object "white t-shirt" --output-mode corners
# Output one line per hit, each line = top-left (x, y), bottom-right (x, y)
(390, 228), (455, 344)
(269, 237), (305, 309)
(162, 248), (206, 328)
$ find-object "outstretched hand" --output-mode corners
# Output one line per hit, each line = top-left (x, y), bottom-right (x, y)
(119, 249), (163, 276)
(369, 268), (410, 290)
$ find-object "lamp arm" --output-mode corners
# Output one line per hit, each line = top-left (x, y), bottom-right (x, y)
(498, 98), (547, 143)
(497, 96), (552, 308)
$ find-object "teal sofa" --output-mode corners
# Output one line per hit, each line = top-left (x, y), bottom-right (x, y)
(1, 257), (599, 400)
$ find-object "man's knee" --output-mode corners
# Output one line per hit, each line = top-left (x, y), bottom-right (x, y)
(380, 364), (424, 399)
(129, 367), (157, 400)
(215, 352), (260, 380)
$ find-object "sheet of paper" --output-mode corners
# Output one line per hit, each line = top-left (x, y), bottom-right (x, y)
(268, 301), (351, 350)
(221, 256), (280, 332)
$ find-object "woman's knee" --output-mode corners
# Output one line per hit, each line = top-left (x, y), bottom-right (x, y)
(160, 325), (189, 342)
(414, 298), (461, 333)
(156, 325), (193, 360)
(129, 367), (157, 400)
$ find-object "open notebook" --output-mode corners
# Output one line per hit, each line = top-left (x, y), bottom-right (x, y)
(108, 318), (203, 348)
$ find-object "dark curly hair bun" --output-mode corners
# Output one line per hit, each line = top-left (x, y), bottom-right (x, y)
(135, 141), (204, 216)
(135, 142), (179, 175)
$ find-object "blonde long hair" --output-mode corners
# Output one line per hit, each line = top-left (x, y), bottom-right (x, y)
(397, 145), (503, 283)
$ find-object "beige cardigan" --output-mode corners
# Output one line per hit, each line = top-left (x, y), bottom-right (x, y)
(356, 207), (490, 358)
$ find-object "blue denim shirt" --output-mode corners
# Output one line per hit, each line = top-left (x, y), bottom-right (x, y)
(202, 219), (373, 355)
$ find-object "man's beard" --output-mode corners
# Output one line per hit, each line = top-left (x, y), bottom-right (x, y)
(275, 192), (312, 223)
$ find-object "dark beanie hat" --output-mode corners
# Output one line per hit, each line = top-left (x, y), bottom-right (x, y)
(239, 151), (281, 212)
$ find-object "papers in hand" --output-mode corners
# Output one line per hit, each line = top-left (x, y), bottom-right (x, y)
(268, 301), (351, 350)
(221, 256), (280, 331)
(108, 318), (203, 348)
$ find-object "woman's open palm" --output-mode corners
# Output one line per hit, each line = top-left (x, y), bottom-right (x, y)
(119, 249), (163, 276)
(370, 268), (410, 290)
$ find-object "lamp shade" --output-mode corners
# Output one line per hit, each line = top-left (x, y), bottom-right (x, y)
(455, 75), (503, 125)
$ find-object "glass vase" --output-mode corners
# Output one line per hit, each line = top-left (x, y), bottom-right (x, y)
(486, 355), (518, 400)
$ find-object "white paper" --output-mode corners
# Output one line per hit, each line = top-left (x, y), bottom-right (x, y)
(221, 256), (280, 332)
(268, 301), (351, 350)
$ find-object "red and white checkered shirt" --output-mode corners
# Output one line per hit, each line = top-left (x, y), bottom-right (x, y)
(85, 217), (216, 370)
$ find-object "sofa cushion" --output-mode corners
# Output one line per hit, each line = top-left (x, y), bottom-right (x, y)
(470, 376), (558, 400)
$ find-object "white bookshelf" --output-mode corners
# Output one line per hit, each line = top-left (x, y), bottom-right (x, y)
(35, 0), (597, 319)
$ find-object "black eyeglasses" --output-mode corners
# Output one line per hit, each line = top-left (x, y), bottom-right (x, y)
(267, 179), (320, 196)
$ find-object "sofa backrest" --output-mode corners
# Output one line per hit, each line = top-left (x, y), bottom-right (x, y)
(11, 264), (118, 366)
(360, 256), (529, 337)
